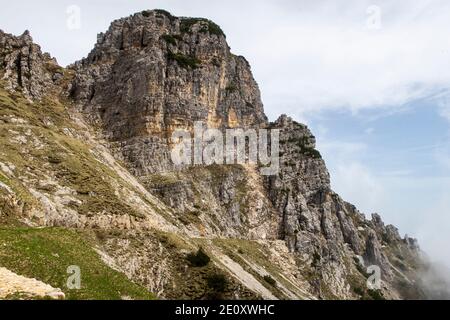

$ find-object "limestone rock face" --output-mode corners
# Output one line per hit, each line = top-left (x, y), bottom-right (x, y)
(70, 10), (267, 175)
(0, 30), (62, 100)
(0, 10), (442, 300)
(364, 230), (391, 275)
(66, 11), (435, 299)
(262, 115), (424, 297)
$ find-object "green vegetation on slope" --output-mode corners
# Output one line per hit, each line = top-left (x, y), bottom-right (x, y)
(286, 136), (322, 159)
(187, 248), (211, 267)
(0, 227), (155, 300)
(180, 18), (226, 37)
(211, 238), (293, 299)
(168, 50), (201, 69)
(161, 34), (183, 46)
(0, 84), (143, 220)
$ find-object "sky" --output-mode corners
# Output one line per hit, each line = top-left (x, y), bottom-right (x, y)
(1, 0), (449, 266)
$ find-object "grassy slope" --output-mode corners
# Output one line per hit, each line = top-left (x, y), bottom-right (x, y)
(0, 84), (145, 220)
(0, 81), (156, 299)
(0, 227), (155, 300)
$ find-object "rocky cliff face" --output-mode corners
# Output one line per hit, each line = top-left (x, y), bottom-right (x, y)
(0, 10), (444, 300)
(0, 30), (63, 100)
(70, 10), (267, 175)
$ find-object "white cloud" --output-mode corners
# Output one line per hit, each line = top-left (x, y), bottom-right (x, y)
(333, 162), (385, 215)
(434, 136), (450, 170)
(416, 184), (450, 266)
(440, 107), (450, 123)
(322, 137), (450, 268)
(318, 140), (368, 160)
(3, 1), (450, 121)
(365, 127), (375, 135)
(317, 138), (384, 215)
(238, 0), (450, 120)
(378, 174), (450, 266)
(436, 95), (450, 124)
(319, 133), (450, 267)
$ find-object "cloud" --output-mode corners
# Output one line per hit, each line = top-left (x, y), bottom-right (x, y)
(317, 138), (385, 215)
(435, 93), (450, 124)
(434, 135), (450, 171)
(3, 0), (450, 121)
(322, 136), (450, 269)
(333, 162), (385, 215)
(421, 214), (450, 262)
(320, 133), (450, 267)
(440, 107), (450, 123)
(414, 179), (450, 266)
(240, 0), (450, 120)
(318, 140), (368, 157)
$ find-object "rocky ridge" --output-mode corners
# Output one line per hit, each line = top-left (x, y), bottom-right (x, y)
(0, 10), (444, 300)
(0, 30), (63, 100)
(0, 267), (65, 300)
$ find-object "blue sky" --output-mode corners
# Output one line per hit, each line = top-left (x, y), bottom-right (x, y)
(311, 98), (450, 264)
(1, 0), (449, 265)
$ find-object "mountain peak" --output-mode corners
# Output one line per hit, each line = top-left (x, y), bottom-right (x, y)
(70, 10), (266, 174)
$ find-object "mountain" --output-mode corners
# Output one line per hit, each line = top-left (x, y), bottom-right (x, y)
(0, 9), (444, 300)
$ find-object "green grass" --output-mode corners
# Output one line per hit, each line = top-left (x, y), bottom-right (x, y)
(0, 85), (144, 219)
(0, 227), (155, 300)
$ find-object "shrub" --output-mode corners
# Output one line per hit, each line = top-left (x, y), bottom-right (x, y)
(200, 21), (225, 37)
(168, 51), (201, 69)
(48, 154), (63, 164)
(207, 273), (228, 293)
(367, 289), (385, 300)
(225, 84), (238, 93)
(142, 9), (176, 21)
(180, 18), (225, 37)
(353, 286), (365, 296)
(301, 147), (322, 159)
(312, 251), (321, 266)
(161, 35), (177, 46)
(154, 9), (174, 19)
(187, 248), (210, 267)
(180, 18), (198, 33)
(263, 275), (277, 287)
